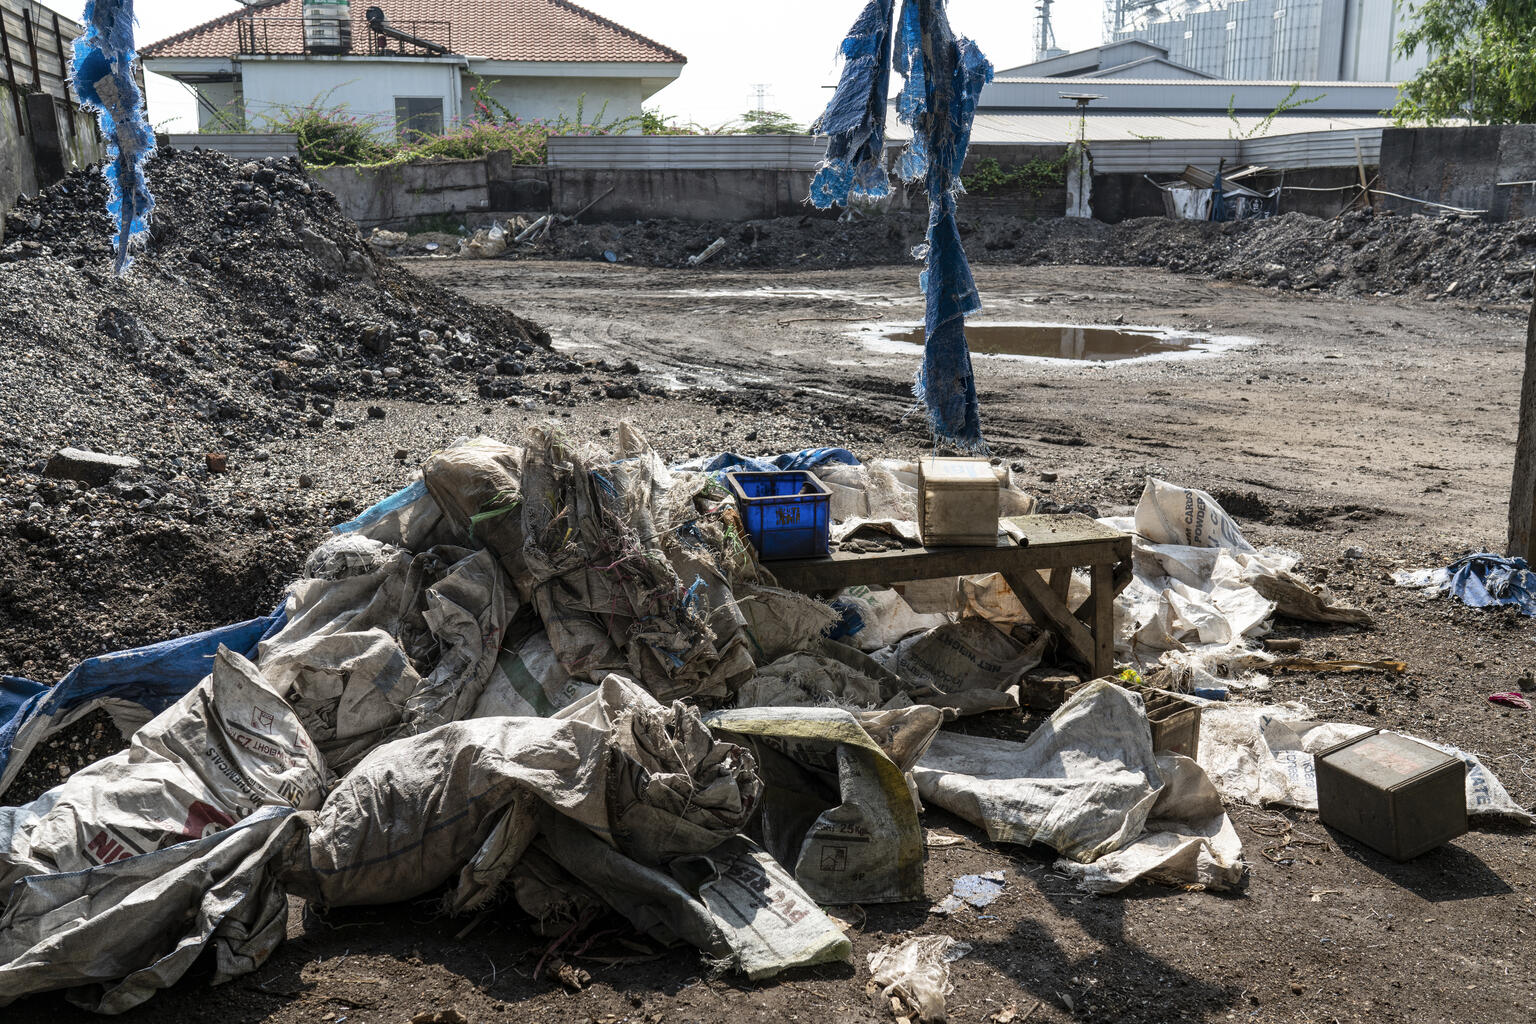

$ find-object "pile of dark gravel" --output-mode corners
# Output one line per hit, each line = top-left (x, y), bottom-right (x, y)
(0, 147), (629, 683)
(518, 205), (1536, 306)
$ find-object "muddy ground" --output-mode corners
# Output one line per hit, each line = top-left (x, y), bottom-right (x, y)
(7, 259), (1536, 1024)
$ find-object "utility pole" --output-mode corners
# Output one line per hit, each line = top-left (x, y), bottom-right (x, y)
(1507, 270), (1536, 562)
(749, 83), (770, 113)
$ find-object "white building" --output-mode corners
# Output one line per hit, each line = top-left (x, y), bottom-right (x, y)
(140, 0), (685, 138)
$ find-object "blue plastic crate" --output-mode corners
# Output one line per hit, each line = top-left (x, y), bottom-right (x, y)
(725, 471), (832, 560)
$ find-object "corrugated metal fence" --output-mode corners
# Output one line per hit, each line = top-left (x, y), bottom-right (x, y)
(547, 128), (1381, 174)
(547, 135), (829, 170)
(163, 133), (302, 161)
(1089, 128), (1381, 173)
(0, 0), (81, 135)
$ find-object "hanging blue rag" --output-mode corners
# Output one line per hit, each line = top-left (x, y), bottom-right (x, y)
(71, 0), (155, 274)
(811, 0), (993, 451)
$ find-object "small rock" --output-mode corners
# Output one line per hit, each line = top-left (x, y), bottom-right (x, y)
(393, 448), (408, 461)
(418, 329), (439, 344)
(367, 406), (386, 420)
(1040, 470), (1058, 483)
(45, 448), (141, 487)
(1343, 545), (1365, 560)
(605, 383), (639, 400)
(298, 473), (315, 489)
(335, 418), (357, 431)
(383, 366), (402, 379)
(205, 452), (228, 474)
(290, 345), (323, 366)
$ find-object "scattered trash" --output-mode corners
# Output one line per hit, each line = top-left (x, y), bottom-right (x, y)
(687, 237), (727, 266)
(934, 870), (1004, 915)
(1489, 691), (1532, 710)
(459, 221), (508, 259)
(924, 829), (965, 848)
(867, 935), (971, 1023)
(1393, 553), (1536, 616)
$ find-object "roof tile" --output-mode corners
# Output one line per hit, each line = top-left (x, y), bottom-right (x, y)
(140, 0), (685, 64)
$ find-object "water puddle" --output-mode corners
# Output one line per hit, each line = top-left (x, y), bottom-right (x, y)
(857, 321), (1245, 364)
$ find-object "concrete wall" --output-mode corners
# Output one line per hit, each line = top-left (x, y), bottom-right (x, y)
(1379, 125), (1536, 221)
(195, 80), (242, 131)
(313, 158), (491, 227)
(240, 56), (465, 137)
(1, 86), (104, 227)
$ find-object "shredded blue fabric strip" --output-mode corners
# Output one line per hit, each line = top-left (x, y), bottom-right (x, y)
(72, 0), (155, 274)
(812, 0), (993, 450)
(810, 0), (897, 207)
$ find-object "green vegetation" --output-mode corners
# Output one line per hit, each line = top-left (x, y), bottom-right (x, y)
(1392, 0), (1536, 125)
(727, 110), (806, 135)
(962, 154), (1070, 198)
(1225, 83), (1323, 139)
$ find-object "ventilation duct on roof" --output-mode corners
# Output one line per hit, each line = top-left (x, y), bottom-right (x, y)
(365, 6), (449, 56)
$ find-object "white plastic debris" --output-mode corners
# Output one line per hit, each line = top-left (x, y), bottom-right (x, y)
(867, 934), (971, 1022)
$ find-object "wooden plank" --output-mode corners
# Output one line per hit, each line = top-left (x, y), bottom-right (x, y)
(769, 536), (1127, 592)
(1048, 566), (1072, 604)
(1508, 270), (1536, 561)
(1089, 562), (1115, 677)
(0, 12), (24, 137)
(1002, 568), (1097, 669)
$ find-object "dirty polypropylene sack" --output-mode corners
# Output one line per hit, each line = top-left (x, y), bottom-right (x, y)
(0, 606), (287, 801)
(471, 609), (595, 718)
(867, 934), (971, 1023)
(1197, 704), (1535, 825)
(0, 806), (307, 1013)
(875, 618), (1048, 714)
(426, 428), (755, 701)
(1055, 753), (1247, 893)
(912, 679), (1163, 860)
(1110, 479), (1369, 677)
(0, 647), (327, 896)
(286, 675), (760, 909)
(829, 585), (952, 652)
(706, 704), (942, 904)
(459, 220), (507, 258)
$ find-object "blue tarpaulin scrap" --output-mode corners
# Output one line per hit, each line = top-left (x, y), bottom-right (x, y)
(71, 0), (155, 274)
(0, 606), (287, 798)
(1393, 553), (1536, 617)
(689, 447), (862, 476)
(811, 0), (993, 451)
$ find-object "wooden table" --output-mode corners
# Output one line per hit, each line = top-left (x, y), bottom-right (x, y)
(767, 514), (1133, 678)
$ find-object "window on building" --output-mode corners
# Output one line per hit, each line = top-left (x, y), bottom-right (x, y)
(394, 97), (444, 141)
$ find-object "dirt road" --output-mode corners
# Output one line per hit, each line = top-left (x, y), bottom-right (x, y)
(8, 259), (1535, 1024)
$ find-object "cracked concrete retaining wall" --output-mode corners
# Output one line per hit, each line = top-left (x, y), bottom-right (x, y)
(1379, 126), (1536, 221)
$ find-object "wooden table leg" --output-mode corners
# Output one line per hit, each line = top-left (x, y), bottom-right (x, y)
(1002, 568), (1097, 671)
(1089, 562), (1115, 677)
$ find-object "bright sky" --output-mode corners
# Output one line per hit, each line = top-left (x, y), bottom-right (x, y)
(37, 0), (1108, 132)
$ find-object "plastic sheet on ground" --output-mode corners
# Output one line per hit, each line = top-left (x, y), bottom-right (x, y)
(705, 703), (942, 904)
(913, 680), (1247, 891)
(829, 586), (952, 652)
(867, 934), (970, 1023)
(1197, 704), (1534, 825)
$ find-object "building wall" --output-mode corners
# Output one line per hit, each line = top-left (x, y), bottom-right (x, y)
(239, 56), (464, 137)
(1225, 0), (1275, 80)
(1183, 9), (1230, 77)
(1379, 125), (1536, 222)
(195, 80), (242, 130)
(466, 75), (645, 128)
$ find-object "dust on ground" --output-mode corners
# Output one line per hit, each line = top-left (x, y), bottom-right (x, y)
(5, 248), (1536, 1022)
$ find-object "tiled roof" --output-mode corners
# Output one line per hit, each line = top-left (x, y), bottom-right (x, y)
(140, 0), (686, 64)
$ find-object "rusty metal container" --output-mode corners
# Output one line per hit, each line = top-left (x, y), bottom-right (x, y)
(1315, 729), (1467, 861)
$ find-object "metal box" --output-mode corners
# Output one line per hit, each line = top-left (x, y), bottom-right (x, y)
(1065, 678), (1201, 758)
(1315, 729), (1467, 861)
(917, 457), (1000, 547)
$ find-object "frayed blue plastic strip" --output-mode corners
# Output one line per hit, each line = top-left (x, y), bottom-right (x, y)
(71, 0), (155, 274)
(814, 0), (992, 450)
(810, 0), (896, 207)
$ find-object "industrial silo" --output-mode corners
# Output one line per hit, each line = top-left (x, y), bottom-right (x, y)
(1224, 0), (1275, 79)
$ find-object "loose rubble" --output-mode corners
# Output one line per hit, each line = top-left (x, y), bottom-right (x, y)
(466, 206), (1536, 306)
